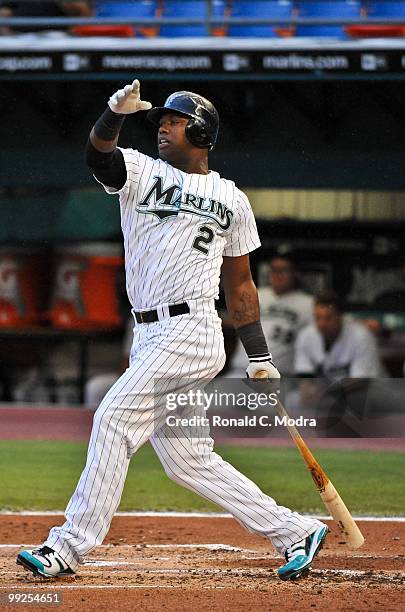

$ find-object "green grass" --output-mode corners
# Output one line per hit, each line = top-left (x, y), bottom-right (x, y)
(0, 440), (403, 515)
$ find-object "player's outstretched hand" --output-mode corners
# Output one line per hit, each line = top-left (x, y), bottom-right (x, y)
(246, 359), (281, 380)
(108, 79), (152, 115)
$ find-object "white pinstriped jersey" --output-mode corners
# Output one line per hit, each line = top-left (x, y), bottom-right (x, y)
(98, 148), (261, 310)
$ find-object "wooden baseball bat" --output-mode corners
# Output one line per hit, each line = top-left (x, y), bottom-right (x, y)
(255, 371), (365, 549)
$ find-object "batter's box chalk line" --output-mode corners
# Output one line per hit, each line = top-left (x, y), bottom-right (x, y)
(2, 569), (405, 588)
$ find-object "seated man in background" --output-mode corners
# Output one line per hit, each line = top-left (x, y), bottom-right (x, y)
(291, 291), (386, 435)
(227, 251), (313, 377)
(294, 290), (383, 379)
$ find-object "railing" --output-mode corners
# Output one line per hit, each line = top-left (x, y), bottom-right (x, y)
(2, 16), (405, 27)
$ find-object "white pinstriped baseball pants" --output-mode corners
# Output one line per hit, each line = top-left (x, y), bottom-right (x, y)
(45, 303), (322, 570)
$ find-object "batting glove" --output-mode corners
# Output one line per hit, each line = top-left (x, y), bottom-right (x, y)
(108, 79), (152, 115)
(246, 358), (281, 380)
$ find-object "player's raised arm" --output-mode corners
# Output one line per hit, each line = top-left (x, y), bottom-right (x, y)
(85, 79), (152, 191)
(222, 254), (280, 380)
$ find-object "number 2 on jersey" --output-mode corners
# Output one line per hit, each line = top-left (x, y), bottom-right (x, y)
(192, 225), (214, 255)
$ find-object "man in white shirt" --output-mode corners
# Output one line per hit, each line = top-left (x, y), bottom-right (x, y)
(295, 291), (383, 379)
(292, 291), (385, 437)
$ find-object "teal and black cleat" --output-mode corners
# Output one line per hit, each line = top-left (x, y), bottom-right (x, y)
(277, 524), (329, 581)
(17, 546), (74, 579)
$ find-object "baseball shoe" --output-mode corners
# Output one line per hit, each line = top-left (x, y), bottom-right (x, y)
(16, 546), (74, 578)
(277, 524), (329, 581)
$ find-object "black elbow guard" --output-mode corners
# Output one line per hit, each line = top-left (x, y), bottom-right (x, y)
(85, 139), (114, 169)
(85, 140), (127, 191)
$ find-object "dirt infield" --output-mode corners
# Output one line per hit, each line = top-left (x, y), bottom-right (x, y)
(0, 515), (404, 611)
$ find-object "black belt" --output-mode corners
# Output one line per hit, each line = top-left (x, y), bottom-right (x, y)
(134, 302), (190, 324)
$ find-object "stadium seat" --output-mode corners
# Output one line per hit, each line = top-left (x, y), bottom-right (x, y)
(229, 0), (293, 38)
(95, 1), (157, 37)
(160, 0), (224, 37)
(72, 25), (135, 37)
(347, 1), (405, 38)
(296, 1), (362, 39)
(210, 0), (228, 36)
(366, 2), (405, 19)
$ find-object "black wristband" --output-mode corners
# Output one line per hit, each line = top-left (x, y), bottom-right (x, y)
(94, 107), (126, 141)
(237, 321), (270, 361)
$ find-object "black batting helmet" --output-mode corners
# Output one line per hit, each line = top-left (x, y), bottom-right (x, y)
(147, 91), (219, 151)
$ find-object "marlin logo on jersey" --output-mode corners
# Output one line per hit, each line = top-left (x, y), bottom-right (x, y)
(138, 176), (233, 229)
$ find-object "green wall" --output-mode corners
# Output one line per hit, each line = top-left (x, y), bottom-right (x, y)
(1, 80), (405, 190)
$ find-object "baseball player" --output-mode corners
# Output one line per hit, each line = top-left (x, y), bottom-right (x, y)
(228, 252), (314, 377)
(17, 81), (327, 581)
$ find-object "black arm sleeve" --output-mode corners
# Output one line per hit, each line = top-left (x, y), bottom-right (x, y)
(237, 321), (270, 360)
(85, 139), (127, 191)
